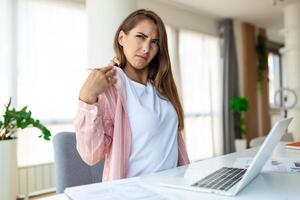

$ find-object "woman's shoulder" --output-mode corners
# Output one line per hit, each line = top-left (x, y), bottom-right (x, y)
(106, 66), (126, 100)
(114, 66), (126, 88)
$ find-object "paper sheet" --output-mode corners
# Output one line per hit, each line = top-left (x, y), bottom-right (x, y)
(233, 157), (300, 173)
(64, 178), (167, 200)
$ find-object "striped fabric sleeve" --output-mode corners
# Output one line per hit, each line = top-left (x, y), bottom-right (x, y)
(74, 95), (113, 166)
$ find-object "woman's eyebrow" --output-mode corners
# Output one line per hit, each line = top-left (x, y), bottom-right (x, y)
(137, 32), (148, 37)
(137, 32), (159, 40)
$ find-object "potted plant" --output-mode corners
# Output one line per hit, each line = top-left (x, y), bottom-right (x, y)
(230, 96), (249, 151)
(230, 96), (249, 138)
(0, 98), (51, 200)
(256, 32), (268, 90)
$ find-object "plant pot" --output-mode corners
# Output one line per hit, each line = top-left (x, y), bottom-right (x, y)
(235, 138), (246, 152)
(0, 139), (18, 200)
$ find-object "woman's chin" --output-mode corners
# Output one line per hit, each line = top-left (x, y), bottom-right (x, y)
(131, 61), (148, 70)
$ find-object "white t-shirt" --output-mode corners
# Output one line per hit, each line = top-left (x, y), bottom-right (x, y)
(118, 69), (178, 177)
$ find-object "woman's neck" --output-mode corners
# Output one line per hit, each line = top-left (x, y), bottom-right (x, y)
(123, 65), (149, 85)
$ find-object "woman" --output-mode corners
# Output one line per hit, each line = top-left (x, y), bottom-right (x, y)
(74, 9), (190, 182)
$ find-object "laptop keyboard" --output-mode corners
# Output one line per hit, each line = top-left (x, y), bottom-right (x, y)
(191, 167), (247, 191)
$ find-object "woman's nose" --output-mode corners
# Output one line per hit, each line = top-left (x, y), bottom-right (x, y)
(142, 41), (150, 53)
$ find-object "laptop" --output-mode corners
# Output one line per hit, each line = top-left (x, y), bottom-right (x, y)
(160, 117), (293, 196)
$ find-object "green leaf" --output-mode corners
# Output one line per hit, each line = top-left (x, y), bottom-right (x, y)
(230, 96), (249, 138)
(256, 33), (268, 85)
(20, 106), (27, 112)
(0, 97), (51, 141)
(240, 119), (245, 126)
(230, 96), (249, 112)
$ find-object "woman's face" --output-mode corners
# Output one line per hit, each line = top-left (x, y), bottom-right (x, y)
(118, 19), (159, 70)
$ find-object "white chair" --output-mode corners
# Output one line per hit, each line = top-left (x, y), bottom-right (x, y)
(250, 132), (294, 148)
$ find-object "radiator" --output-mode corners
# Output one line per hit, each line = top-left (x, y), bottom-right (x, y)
(18, 163), (56, 197)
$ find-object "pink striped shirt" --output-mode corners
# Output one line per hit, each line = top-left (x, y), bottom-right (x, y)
(74, 67), (190, 182)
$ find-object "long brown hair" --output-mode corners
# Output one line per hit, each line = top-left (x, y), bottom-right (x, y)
(113, 9), (184, 131)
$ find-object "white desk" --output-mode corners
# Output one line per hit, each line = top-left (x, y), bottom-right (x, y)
(40, 143), (300, 200)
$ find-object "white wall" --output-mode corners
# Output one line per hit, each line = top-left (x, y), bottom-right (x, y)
(137, 0), (219, 36)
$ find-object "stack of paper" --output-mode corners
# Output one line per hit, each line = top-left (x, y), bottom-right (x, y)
(64, 177), (167, 200)
(233, 157), (300, 173)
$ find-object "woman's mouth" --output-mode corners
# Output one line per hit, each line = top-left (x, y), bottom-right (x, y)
(136, 55), (148, 60)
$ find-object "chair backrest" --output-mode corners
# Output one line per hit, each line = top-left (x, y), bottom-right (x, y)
(53, 132), (105, 193)
(249, 132), (294, 148)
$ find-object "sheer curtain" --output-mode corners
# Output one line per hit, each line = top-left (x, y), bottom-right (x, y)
(167, 27), (223, 162)
(166, 26), (183, 96)
(17, 0), (87, 122)
(0, 0), (15, 106)
(14, 0), (87, 166)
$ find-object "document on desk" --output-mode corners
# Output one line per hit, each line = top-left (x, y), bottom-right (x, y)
(233, 157), (300, 173)
(64, 177), (167, 200)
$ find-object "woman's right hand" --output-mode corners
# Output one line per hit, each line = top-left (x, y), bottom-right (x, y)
(79, 65), (117, 104)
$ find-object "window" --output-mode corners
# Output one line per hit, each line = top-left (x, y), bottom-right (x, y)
(178, 30), (223, 162)
(0, 0), (13, 106)
(267, 41), (283, 109)
(17, 0), (87, 122)
(268, 52), (282, 108)
(3, 0), (88, 166)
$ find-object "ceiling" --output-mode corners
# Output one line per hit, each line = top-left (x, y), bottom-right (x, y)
(159, 0), (299, 43)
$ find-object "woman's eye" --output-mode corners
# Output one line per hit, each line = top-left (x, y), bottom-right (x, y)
(151, 40), (159, 47)
(136, 35), (144, 40)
